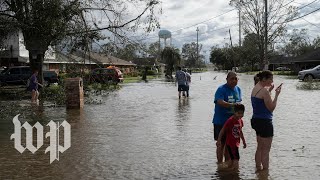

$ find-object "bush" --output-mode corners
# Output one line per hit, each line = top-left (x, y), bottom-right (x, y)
(40, 85), (66, 105)
(126, 71), (139, 77)
(147, 70), (157, 75)
(296, 81), (320, 90)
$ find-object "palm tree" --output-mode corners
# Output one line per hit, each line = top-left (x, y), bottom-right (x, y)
(161, 47), (180, 79)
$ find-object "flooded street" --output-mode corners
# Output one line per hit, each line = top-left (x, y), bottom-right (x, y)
(0, 71), (320, 179)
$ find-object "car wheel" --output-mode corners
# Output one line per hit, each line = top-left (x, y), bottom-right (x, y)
(304, 74), (314, 81)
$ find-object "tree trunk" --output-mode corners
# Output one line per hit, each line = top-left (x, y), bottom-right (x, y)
(142, 66), (148, 81)
(24, 38), (48, 84)
(258, 46), (264, 70)
(29, 51), (45, 84)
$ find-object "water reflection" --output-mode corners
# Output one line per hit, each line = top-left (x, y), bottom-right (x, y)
(0, 72), (320, 179)
(177, 98), (190, 119)
(255, 169), (270, 180)
(214, 169), (240, 180)
(66, 109), (84, 124)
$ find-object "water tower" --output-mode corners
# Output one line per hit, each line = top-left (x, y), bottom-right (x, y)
(158, 29), (172, 48)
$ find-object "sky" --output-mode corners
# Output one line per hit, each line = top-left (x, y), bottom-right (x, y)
(129, 0), (320, 61)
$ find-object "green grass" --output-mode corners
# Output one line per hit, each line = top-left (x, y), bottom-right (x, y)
(244, 71), (260, 75)
(123, 75), (159, 83)
(244, 71), (297, 76)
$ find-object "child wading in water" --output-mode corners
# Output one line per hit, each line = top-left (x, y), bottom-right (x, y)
(216, 103), (247, 170)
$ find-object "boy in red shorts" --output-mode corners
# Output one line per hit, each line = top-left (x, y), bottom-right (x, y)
(216, 104), (247, 169)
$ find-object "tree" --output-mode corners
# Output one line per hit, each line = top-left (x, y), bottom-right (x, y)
(0, 0), (161, 82)
(209, 45), (235, 70)
(161, 47), (180, 78)
(147, 41), (160, 58)
(230, 0), (298, 69)
(241, 33), (260, 70)
(0, 0), (82, 81)
(281, 29), (313, 57)
(312, 36), (320, 48)
(0, 16), (13, 49)
(210, 46), (225, 69)
(181, 42), (205, 68)
(115, 44), (138, 61)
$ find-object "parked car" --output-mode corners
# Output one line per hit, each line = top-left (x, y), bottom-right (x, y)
(0, 66), (31, 86)
(298, 65), (320, 81)
(90, 67), (124, 84)
(43, 71), (59, 86)
(276, 66), (290, 71)
(0, 66), (59, 86)
(0, 66), (6, 74)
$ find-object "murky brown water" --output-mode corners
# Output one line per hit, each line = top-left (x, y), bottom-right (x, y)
(0, 71), (319, 179)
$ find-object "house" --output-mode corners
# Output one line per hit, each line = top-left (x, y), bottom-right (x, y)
(268, 55), (294, 70)
(269, 48), (320, 72)
(0, 31), (136, 74)
(290, 48), (320, 71)
(50, 51), (137, 74)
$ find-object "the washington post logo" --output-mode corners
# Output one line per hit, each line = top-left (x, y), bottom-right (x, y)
(10, 114), (71, 164)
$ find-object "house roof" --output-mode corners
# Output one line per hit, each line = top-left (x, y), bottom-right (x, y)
(269, 48), (320, 64)
(44, 51), (136, 66)
(269, 55), (293, 64)
(291, 47), (320, 63)
(87, 52), (136, 66)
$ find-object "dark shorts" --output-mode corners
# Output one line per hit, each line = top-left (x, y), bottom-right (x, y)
(251, 118), (274, 138)
(178, 85), (185, 91)
(213, 124), (226, 142)
(26, 85), (37, 92)
(184, 85), (189, 91)
(226, 145), (240, 160)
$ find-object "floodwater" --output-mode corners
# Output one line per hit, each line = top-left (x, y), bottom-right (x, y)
(0, 71), (319, 179)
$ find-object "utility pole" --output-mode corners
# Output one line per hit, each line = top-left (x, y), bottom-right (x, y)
(264, 0), (268, 70)
(229, 29), (236, 70)
(228, 29), (233, 47)
(196, 27), (199, 65)
(239, 9), (241, 46)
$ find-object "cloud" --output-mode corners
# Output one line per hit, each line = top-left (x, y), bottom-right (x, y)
(167, 3), (185, 10)
(95, 0), (320, 60)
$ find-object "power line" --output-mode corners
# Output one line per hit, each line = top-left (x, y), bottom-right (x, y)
(295, 0), (319, 10)
(170, 8), (237, 34)
(287, 24), (318, 39)
(168, 24), (238, 42)
(302, 17), (320, 28)
(286, 7), (320, 23)
(273, 0), (318, 20)
(133, 8), (237, 41)
(292, 0), (319, 9)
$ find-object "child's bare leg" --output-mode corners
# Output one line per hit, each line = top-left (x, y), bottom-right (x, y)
(226, 159), (233, 168)
(224, 146), (230, 162)
(31, 90), (36, 103)
(35, 90), (39, 102)
(232, 160), (239, 170)
(216, 143), (224, 163)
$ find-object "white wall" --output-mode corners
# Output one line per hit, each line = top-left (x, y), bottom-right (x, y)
(18, 31), (29, 58)
(2, 30), (56, 62)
